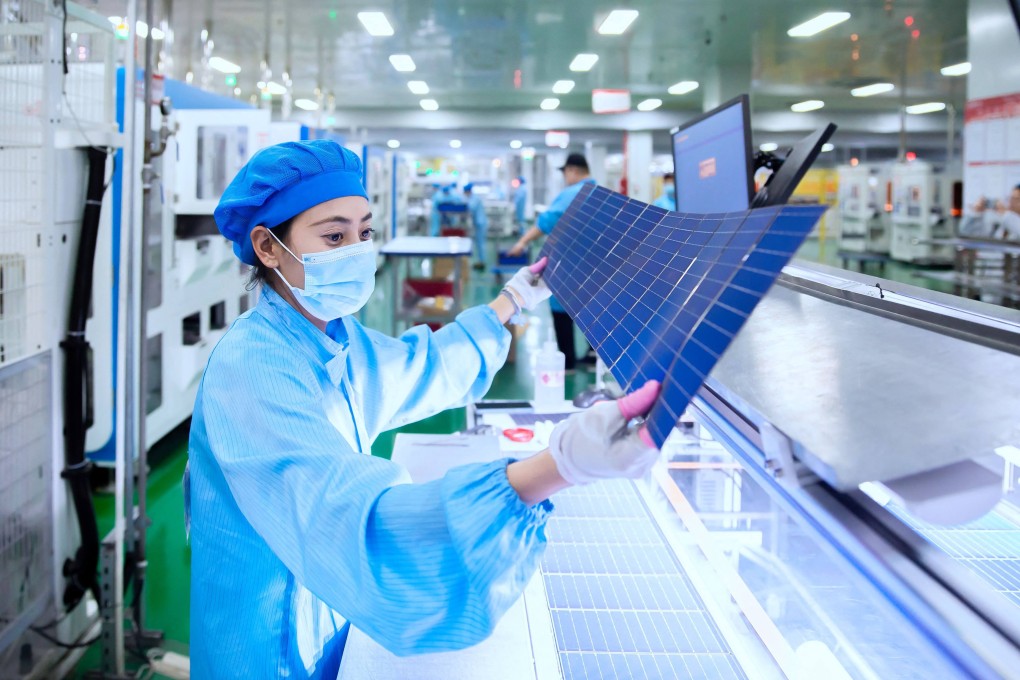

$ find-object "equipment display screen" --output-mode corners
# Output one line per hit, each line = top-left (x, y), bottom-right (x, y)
(671, 98), (753, 214)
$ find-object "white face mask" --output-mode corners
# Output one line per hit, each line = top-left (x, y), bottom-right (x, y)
(270, 233), (377, 320)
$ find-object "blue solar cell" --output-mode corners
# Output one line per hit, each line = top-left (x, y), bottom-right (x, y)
(539, 188), (825, 447)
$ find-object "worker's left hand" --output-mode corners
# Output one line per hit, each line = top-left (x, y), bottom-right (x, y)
(549, 380), (661, 486)
(504, 257), (552, 311)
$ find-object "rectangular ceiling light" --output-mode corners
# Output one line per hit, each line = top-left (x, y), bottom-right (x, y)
(357, 11), (394, 36)
(667, 80), (699, 95)
(597, 9), (639, 35)
(569, 53), (599, 72)
(540, 98), (560, 110)
(420, 98), (439, 111)
(294, 98), (319, 111)
(787, 11), (851, 37)
(389, 54), (416, 72)
(265, 81), (287, 95)
(791, 99), (825, 112)
(552, 79), (575, 94)
(940, 62), (972, 76)
(851, 82), (894, 97)
(407, 80), (429, 94)
(821, 143), (835, 152)
(636, 98), (662, 111)
(905, 102), (946, 115)
(209, 56), (241, 74)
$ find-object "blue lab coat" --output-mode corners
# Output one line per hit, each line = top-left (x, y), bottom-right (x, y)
(186, 286), (550, 678)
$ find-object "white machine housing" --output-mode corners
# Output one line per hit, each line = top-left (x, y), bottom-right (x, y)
(890, 161), (954, 263)
(838, 164), (891, 254)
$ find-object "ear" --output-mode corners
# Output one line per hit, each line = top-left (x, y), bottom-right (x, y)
(250, 226), (280, 269)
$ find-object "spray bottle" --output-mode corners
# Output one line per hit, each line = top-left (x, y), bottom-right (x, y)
(534, 329), (565, 411)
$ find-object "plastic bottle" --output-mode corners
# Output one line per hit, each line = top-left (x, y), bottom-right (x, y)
(534, 329), (565, 411)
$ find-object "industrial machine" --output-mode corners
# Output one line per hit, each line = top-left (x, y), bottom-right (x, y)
(890, 161), (955, 263)
(838, 164), (891, 253)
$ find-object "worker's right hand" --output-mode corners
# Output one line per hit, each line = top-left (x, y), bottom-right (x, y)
(504, 257), (551, 311)
(507, 242), (526, 257)
(549, 380), (661, 486)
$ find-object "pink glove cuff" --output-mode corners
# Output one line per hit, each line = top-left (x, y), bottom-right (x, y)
(617, 380), (660, 420)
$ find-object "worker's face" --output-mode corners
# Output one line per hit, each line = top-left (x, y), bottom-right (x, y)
(251, 195), (374, 289)
(562, 166), (582, 185)
(1011, 188), (1020, 215)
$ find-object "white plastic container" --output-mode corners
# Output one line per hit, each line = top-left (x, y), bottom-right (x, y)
(534, 331), (565, 411)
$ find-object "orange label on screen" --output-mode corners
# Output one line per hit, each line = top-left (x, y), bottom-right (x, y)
(699, 157), (717, 179)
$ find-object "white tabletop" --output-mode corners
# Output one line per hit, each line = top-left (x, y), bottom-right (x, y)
(380, 236), (473, 257)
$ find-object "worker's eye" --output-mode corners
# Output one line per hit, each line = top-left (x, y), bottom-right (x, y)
(324, 232), (343, 244)
(361, 228), (375, 241)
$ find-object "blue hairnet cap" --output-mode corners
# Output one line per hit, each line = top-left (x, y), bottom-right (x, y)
(517, 176), (526, 184)
(214, 140), (368, 265)
(463, 183), (474, 192)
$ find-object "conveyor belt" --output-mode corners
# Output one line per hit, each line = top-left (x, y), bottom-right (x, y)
(541, 479), (746, 679)
(892, 506), (1020, 609)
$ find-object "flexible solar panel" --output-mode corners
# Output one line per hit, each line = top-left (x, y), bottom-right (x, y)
(542, 479), (747, 679)
(540, 184), (827, 446)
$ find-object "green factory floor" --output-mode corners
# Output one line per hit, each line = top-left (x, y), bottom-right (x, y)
(73, 235), (953, 675)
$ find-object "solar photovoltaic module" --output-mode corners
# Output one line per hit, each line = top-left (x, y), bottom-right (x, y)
(539, 183), (826, 447)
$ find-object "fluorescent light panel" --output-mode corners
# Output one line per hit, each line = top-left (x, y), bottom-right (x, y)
(357, 11), (394, 37)
(788, 11), (851, 37)
(294, 98), (318, 110)
(905, 102), (946, 114)
(667, 80), (699, 95)
(209, 56), (241, 74)
(791, 99), (824, 112)
(510, 140), (523, 149)
(449, 139), (462, 149)
(940, 62), (971, 76)
(420, 98), (439, 111)
(851, 82), (894, 97)
(598, 9), (639, 35)
(821, 143), (835, 152)
(760, 142), (779, 152)
(569, 53), (599, 72)
(387, 139), (400, 149)
(265, 81), (286, 95)
(389, 54), (416, 72)
(552, 80), (575, 94)
(407, 80), (429, 95)
(637, 98), (662, 111)
(540, 98), (560, 110)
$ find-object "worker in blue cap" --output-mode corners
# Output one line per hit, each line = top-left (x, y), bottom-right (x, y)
(463, 182), (489, 270)
(185, 139), (662, 679)
(653, 172), (677, 211)
(429, 183), (462, 236)
(513, 176), (527, 234)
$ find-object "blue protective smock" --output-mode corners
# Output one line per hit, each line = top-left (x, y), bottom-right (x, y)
(536, 177), (598, 312)
(653, 194), (676, 211)
(467, 194), (488, 262)
(514, 186), (527, 229)
(186, 285), (551, 679)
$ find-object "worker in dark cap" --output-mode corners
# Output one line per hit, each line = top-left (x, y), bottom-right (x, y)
(508, 152), (597, 370)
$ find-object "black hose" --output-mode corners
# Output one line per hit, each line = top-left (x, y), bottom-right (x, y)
(59, 146), (108, 610)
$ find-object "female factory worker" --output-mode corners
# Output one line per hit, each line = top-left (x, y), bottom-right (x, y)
(186, 140), (661, 679)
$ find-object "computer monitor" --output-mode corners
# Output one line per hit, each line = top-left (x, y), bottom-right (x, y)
(671, 95), (754, 214)
(751, 123), (837, 208)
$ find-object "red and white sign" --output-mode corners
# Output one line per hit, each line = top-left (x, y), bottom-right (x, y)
(545, 130), (570, 148)
(963, 92), (1020, 211)
(592, 89), (631, 114)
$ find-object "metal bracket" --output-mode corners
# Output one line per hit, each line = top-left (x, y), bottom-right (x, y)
(759, 422), (807, 490)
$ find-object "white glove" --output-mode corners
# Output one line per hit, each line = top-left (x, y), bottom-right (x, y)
(504, 256), (552, 312)
(549, 381), (661, 486)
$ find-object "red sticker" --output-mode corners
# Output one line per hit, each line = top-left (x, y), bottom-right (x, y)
(502, 428), (535, 443)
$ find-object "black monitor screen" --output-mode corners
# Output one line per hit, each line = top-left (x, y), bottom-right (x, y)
(752, 123), (837, 208)
(671, 95), (754, 214)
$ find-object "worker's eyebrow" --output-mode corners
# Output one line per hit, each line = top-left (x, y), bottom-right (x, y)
(310, 212), (373, 227)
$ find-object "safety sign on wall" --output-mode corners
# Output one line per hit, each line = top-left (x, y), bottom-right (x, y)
(964, 92), (1020, 210)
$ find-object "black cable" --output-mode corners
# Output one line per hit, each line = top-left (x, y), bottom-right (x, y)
(61, 0), (68, 75)
(29, 626), (101, 650)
